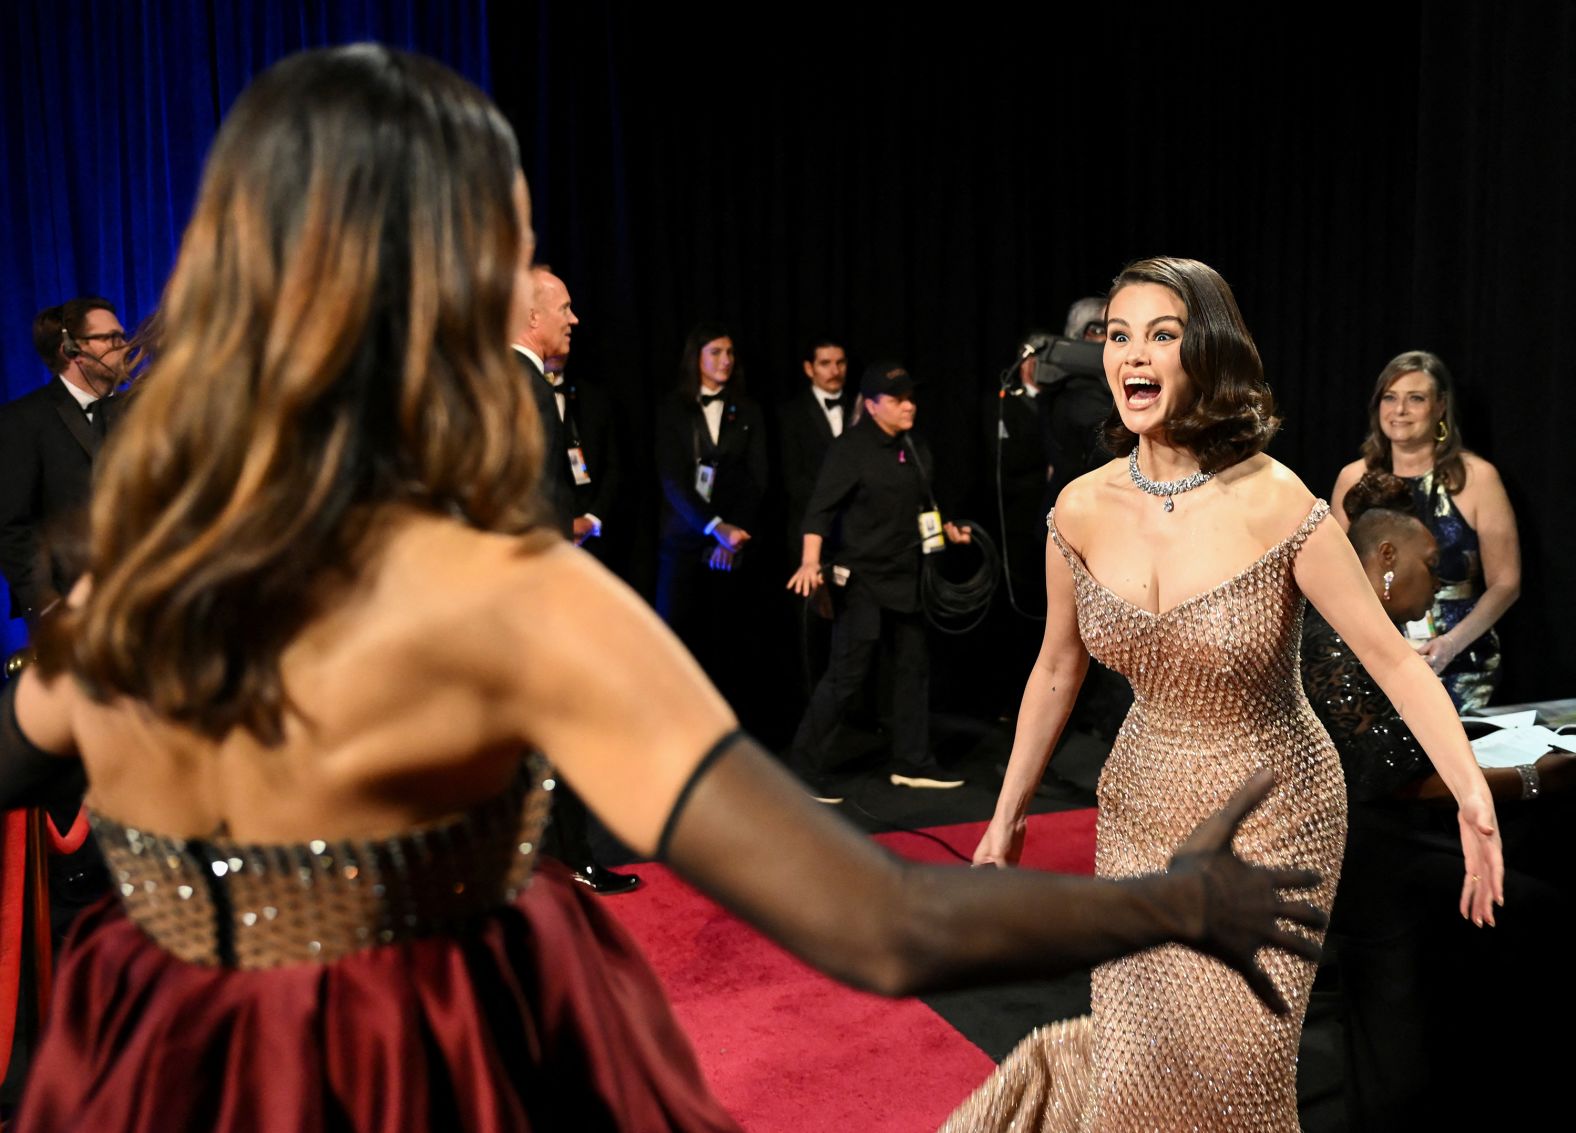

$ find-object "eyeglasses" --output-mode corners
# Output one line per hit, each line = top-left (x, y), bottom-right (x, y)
(77, 331), (127, 346)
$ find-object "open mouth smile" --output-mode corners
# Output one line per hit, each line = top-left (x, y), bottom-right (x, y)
(1124, 376), (1162, 409)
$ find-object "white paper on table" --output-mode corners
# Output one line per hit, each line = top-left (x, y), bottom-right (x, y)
(1460, 710), (1539, 731)
(1471, 725), (1568, 767)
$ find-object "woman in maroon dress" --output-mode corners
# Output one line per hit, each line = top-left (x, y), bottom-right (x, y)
(0, 46), (1326, 1132)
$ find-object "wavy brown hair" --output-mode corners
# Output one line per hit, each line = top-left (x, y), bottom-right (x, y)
(37, 45), (542, 742)
(1358, 350), (1466, 494)
(1101, 257), (1280, 473)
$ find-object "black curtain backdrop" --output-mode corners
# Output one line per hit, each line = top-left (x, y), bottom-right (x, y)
(2, 2), (1571, 704)
(491, 1), (1576, 706)
(0, 0), (490, 654)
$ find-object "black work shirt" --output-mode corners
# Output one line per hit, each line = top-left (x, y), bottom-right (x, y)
(801, 417), (934, 612)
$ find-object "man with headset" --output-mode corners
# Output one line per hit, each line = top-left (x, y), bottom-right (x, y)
(0, 299), (125, 1096)
(0, 297), (129, 625)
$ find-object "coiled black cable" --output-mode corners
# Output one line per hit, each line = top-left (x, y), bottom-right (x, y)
(919, 520), (1000, 635)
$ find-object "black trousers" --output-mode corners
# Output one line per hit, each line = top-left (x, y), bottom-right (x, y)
(657, 543), (766, 731)
(789, 583), (929, 775)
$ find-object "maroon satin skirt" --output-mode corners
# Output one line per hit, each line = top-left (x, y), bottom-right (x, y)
(16, 859), (741, 1132)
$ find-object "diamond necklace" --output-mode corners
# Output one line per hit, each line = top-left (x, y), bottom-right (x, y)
(1128, 446), (1212, 512)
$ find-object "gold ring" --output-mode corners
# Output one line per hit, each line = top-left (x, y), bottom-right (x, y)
(1470, 874), (1481, 882)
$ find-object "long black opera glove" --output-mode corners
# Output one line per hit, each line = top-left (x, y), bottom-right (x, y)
(659, 733), (1328, 1014)
(0, 675), (86, 813)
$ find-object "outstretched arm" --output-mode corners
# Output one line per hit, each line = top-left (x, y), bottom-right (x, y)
(665, 741), (1324, 1009)
(503, 547), (1325, 1009)
(1294, 515), (1503, 924)
(974, 523), (1088, 866)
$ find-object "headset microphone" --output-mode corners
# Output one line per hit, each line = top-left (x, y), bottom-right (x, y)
(60, 324), (81, 359)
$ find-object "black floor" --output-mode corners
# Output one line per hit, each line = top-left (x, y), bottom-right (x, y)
(595, 714), (1348, 1132)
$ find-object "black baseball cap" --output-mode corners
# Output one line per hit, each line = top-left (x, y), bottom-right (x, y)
(859, 361), (915, 399)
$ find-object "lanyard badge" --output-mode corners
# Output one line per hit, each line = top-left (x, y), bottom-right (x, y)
(695, 461), (717, 502)
(567, 446), (592, 486)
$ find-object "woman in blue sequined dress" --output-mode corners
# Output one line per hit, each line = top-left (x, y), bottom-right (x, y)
(1332, 351), (1521, 709)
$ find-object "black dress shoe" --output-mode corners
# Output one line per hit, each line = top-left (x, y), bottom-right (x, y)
(572, 862), (642, 895)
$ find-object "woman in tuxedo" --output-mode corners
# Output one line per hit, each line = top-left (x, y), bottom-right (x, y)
(654, 324), (769, 719)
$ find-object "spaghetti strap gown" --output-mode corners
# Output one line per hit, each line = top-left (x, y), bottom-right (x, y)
(16, 758), (742, 1132)
(943, 500), (1345, 1132)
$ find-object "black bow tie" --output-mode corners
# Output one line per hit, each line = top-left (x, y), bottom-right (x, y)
(84, 398), (109, 435)
(823, 397), (842, 411)
(699, 392), (725, 407)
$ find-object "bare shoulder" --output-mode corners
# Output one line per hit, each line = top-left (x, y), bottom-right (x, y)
(1217, 455), (1321, 543)
(1459, 450), (1503, 489)
(1052, 457), (1126, 546)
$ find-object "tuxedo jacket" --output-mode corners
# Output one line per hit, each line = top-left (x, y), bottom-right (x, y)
(654, 387), (767, 553)
(517, 352), (578, 538)
(778, 385), (855, 547)
(0, 378), (124, 619)
(559, 375), (621, 529)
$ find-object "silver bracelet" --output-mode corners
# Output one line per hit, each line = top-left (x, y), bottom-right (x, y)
(1516, 763), (1541, 801)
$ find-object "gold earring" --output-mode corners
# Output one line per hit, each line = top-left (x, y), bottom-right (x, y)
(1435, 419), (1449, 444)
(1382, 570), (1394, 602)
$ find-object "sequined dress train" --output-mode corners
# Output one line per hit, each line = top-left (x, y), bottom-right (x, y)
(943, 501), (1344, 1132)
(16, 758), (741, 1132)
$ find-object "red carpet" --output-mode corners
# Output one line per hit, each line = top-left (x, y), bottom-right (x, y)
(605, 809), (1096, 1132)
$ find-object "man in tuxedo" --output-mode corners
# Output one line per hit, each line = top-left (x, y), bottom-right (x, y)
(778, 338), (854, 700)
(0, 299), (125, 1079)
(509, 267), (640, 895)
(543, 354), (621, 563)
(0, 298), (128, 624)
(779, 337), (853, 549)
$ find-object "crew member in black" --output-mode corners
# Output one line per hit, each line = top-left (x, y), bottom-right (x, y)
(786, 363), (970, 801)
(1042, 296), (1114, 503)
(986, 330), (1057, 619)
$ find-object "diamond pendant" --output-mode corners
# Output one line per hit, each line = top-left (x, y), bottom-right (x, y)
(1163, 496), (1175, 513)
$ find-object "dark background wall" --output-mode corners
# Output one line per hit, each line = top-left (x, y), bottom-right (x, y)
(4, 1), (1573, 706)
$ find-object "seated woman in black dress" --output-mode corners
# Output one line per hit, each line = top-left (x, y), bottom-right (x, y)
(1302, 470), (1571, 1131)
(0, 46), (1327, 1132)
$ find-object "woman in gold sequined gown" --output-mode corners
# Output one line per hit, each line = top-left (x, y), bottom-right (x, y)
(950, 258), (1503, 1133)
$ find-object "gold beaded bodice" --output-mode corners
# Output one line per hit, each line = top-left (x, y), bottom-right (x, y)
(91, 756), (554, 969)
(944, 501), (1345, 1133)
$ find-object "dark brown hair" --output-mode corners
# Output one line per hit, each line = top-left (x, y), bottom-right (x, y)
(1359, 350), (1465, 494)
(678, 321), (745, 397)
(38, 45), (541, 741)
(32, 297), (118, 375)
(1101, 257), (1279, 473)
(1343, 469), (1430, 562)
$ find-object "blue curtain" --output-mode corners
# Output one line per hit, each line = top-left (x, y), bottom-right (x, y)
(0, 0), (490, 654)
